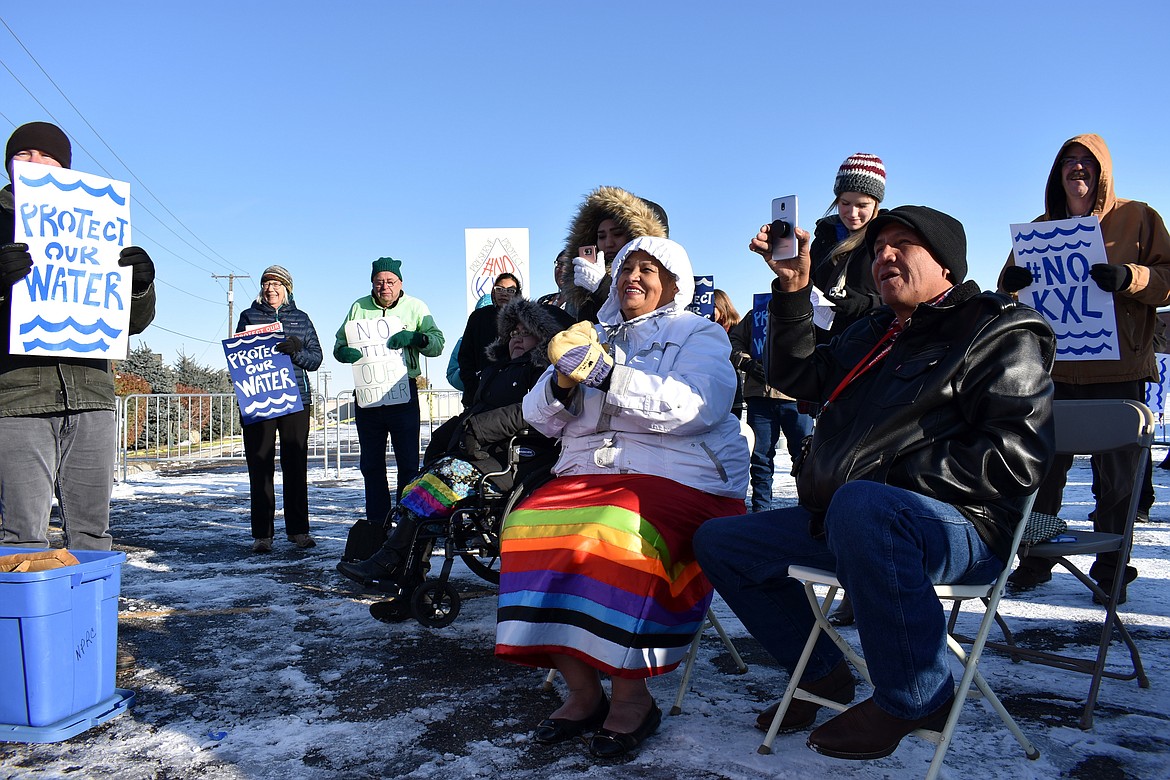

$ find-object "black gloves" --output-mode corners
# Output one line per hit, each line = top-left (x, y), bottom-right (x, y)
(1001, 266), (1034, 293)
(1, 243), (33, 288)
(1088, 263), (1132, 293)
(118, 246), (155, 294)
(734, 353), (767, 385)
(826, 287), (869, 318)
(275, 335), (302, 355)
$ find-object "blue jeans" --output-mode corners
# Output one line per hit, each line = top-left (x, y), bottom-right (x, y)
(356, 379), (421, 524)
(0, 411), (116, 550)
(694, 481), (1002, 719)
(745, 397), (813, 512)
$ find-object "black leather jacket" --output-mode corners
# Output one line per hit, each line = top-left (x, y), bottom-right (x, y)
(768, 279), (1055, 562)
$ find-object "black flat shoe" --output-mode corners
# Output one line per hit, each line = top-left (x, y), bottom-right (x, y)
(588, 702), (662, 759)
(533, 691), (609, 745)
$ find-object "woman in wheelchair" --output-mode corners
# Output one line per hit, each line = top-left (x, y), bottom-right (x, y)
(336, 299), (574, 600)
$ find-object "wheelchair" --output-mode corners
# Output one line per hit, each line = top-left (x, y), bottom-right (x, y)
(369, 433), (553, 628)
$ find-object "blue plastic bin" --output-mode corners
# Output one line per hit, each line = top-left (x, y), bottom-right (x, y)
(0, 549), (134, 742)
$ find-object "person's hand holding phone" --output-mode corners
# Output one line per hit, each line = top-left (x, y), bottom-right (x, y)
(752, 225), (812, 291)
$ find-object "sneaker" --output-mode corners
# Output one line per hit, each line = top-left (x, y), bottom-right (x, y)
(252, 537), (273, 553)
(1006, 566), (1051, 591)
(288, 533), (316, 549)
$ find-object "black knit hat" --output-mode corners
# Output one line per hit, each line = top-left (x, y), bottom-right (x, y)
(864, 205), (967, 283)
(6, 122), (72, 170)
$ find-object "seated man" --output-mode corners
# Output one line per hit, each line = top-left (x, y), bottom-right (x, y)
(695, 206), (1055, 761)
(337, 298), (573, 594)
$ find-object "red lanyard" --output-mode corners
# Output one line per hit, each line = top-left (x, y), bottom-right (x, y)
(823, 320), (903, 409)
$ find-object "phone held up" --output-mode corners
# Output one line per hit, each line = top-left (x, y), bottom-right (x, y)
(770, 195), (799, 262)
(579, 245), (602, 265)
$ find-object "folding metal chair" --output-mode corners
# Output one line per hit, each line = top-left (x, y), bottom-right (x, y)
(758, 495), (1039, 780)
(539, 606), (747, 715)
(982, 398), (1153, 730)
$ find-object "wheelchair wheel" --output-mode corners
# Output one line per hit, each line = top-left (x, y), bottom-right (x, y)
(457, 472), (535, 584)
(411, 581), (461, 628)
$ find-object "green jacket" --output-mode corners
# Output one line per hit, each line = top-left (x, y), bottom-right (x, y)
(333, 293), (444, 378)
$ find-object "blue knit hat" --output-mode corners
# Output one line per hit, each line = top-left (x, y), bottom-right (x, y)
(371, 257), (402, 281)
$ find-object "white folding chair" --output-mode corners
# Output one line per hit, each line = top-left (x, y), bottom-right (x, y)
(759, 495), (1039, 780)
(539, 606), (747, 716)
(981, 398), (1153, 730)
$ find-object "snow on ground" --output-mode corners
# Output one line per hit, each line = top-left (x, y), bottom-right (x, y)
(2, 451), (1169, 779)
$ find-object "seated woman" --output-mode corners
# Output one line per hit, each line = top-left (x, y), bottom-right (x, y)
(336, 298), (573, 591)
(495, 236), (749, 760)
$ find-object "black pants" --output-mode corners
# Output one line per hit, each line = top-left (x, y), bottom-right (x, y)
(1017, 381), (1144, 583)
(243, 407), (312, 538)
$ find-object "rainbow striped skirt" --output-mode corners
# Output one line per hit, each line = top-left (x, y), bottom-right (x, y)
(494, 473), (745, 679)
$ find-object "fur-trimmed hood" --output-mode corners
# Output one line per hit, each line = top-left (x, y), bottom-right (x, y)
(562, 186), (669, 313)
(485, 298), (575, 367)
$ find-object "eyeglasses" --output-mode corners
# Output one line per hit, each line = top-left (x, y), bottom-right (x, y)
(509, 327), (534, 339)
(493, 285), (519, 295)
(1060, 156), (1097, 168)
(261, 280), (284, 289)
(373, 279), (401, 288)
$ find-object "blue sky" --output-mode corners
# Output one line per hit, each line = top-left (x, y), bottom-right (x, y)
(3, 1), (1168, 393)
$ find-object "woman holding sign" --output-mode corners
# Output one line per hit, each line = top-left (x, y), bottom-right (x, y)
(236, 265), (323, 553)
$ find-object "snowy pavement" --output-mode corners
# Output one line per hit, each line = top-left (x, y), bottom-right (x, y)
(2, 452), (1169, 779)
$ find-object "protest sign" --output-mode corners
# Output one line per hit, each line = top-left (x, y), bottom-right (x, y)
(687, 276), (715, 319)
(8, 161), (134, 358)
(751, 293), (770, 361)
(1009, 217), (1119, 361)
(344, 317), (410, 408)
(223, 329), (304, 425)
(464, 228), (529, 314)
(1146, 353), (1170, 414)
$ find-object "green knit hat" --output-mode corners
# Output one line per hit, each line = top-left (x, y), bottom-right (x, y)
(371, 257), (402, 281)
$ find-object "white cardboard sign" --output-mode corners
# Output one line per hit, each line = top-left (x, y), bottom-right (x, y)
(1009, 216), (1119, 361)
(9, 161), (134, 358)
(345, 317), (411, 408)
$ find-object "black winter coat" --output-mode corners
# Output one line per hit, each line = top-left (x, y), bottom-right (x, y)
(236, 298), (323, 403)
(768, 279), (1056, 562)
(810, 215), (882, 342)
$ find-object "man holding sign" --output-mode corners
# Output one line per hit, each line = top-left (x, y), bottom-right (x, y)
(1000, 133), (1170, 600)
(333, 257), (444, 528)
(0, 122), (156, 550)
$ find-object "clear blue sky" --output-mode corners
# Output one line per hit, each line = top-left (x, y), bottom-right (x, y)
(3, 1), (1168, 394)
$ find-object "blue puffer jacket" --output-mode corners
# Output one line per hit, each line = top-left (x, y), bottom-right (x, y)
(236, 297), (323, 404)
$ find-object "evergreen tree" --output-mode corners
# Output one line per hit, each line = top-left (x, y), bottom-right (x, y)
(115, 343), (175, 393)
(173, 349), (231, 393)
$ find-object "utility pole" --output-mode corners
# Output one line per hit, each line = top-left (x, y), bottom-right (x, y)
(212, 274), (251, 336)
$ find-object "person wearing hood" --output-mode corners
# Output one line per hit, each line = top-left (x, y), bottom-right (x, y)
(495, 237), (749, 760)
(333, 257), (445, 527)
(336, 298), (573, 599)
(235, 265), (324, 552)
(0, 121), (156, 550)
(696, 206), (1053, 763)
(1000, 133), (1170, 602)
(561, 186), (670, 323)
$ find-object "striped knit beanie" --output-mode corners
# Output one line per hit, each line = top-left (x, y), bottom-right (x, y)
(261, 264), (294, 292)
(833, 153), (886, 202)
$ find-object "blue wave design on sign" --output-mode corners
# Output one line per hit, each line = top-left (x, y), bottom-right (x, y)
(243, 393), (300, 415)
(22, 337), (110, 352)
(1056, 343), (1114, 356)
(18, 172), (127, 205)
(1013, 223), (1094, 242)
(224, 333), (277, 349)
(1052, 328), (1113, 340)
(1016, 241), (1092, 255)
(18, 315), (123, 338)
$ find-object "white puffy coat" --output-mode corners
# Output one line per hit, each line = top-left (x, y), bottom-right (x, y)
(522, 237), (749, 499)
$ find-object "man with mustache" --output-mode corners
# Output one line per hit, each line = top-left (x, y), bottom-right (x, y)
(1000, 134), (1170, 603)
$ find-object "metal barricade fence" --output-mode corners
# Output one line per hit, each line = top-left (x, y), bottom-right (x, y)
(116, 389), (464, 481)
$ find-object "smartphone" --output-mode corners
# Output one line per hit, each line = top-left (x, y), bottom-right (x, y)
(579, 245), (599, 264)
(770, 195), (799, 261)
